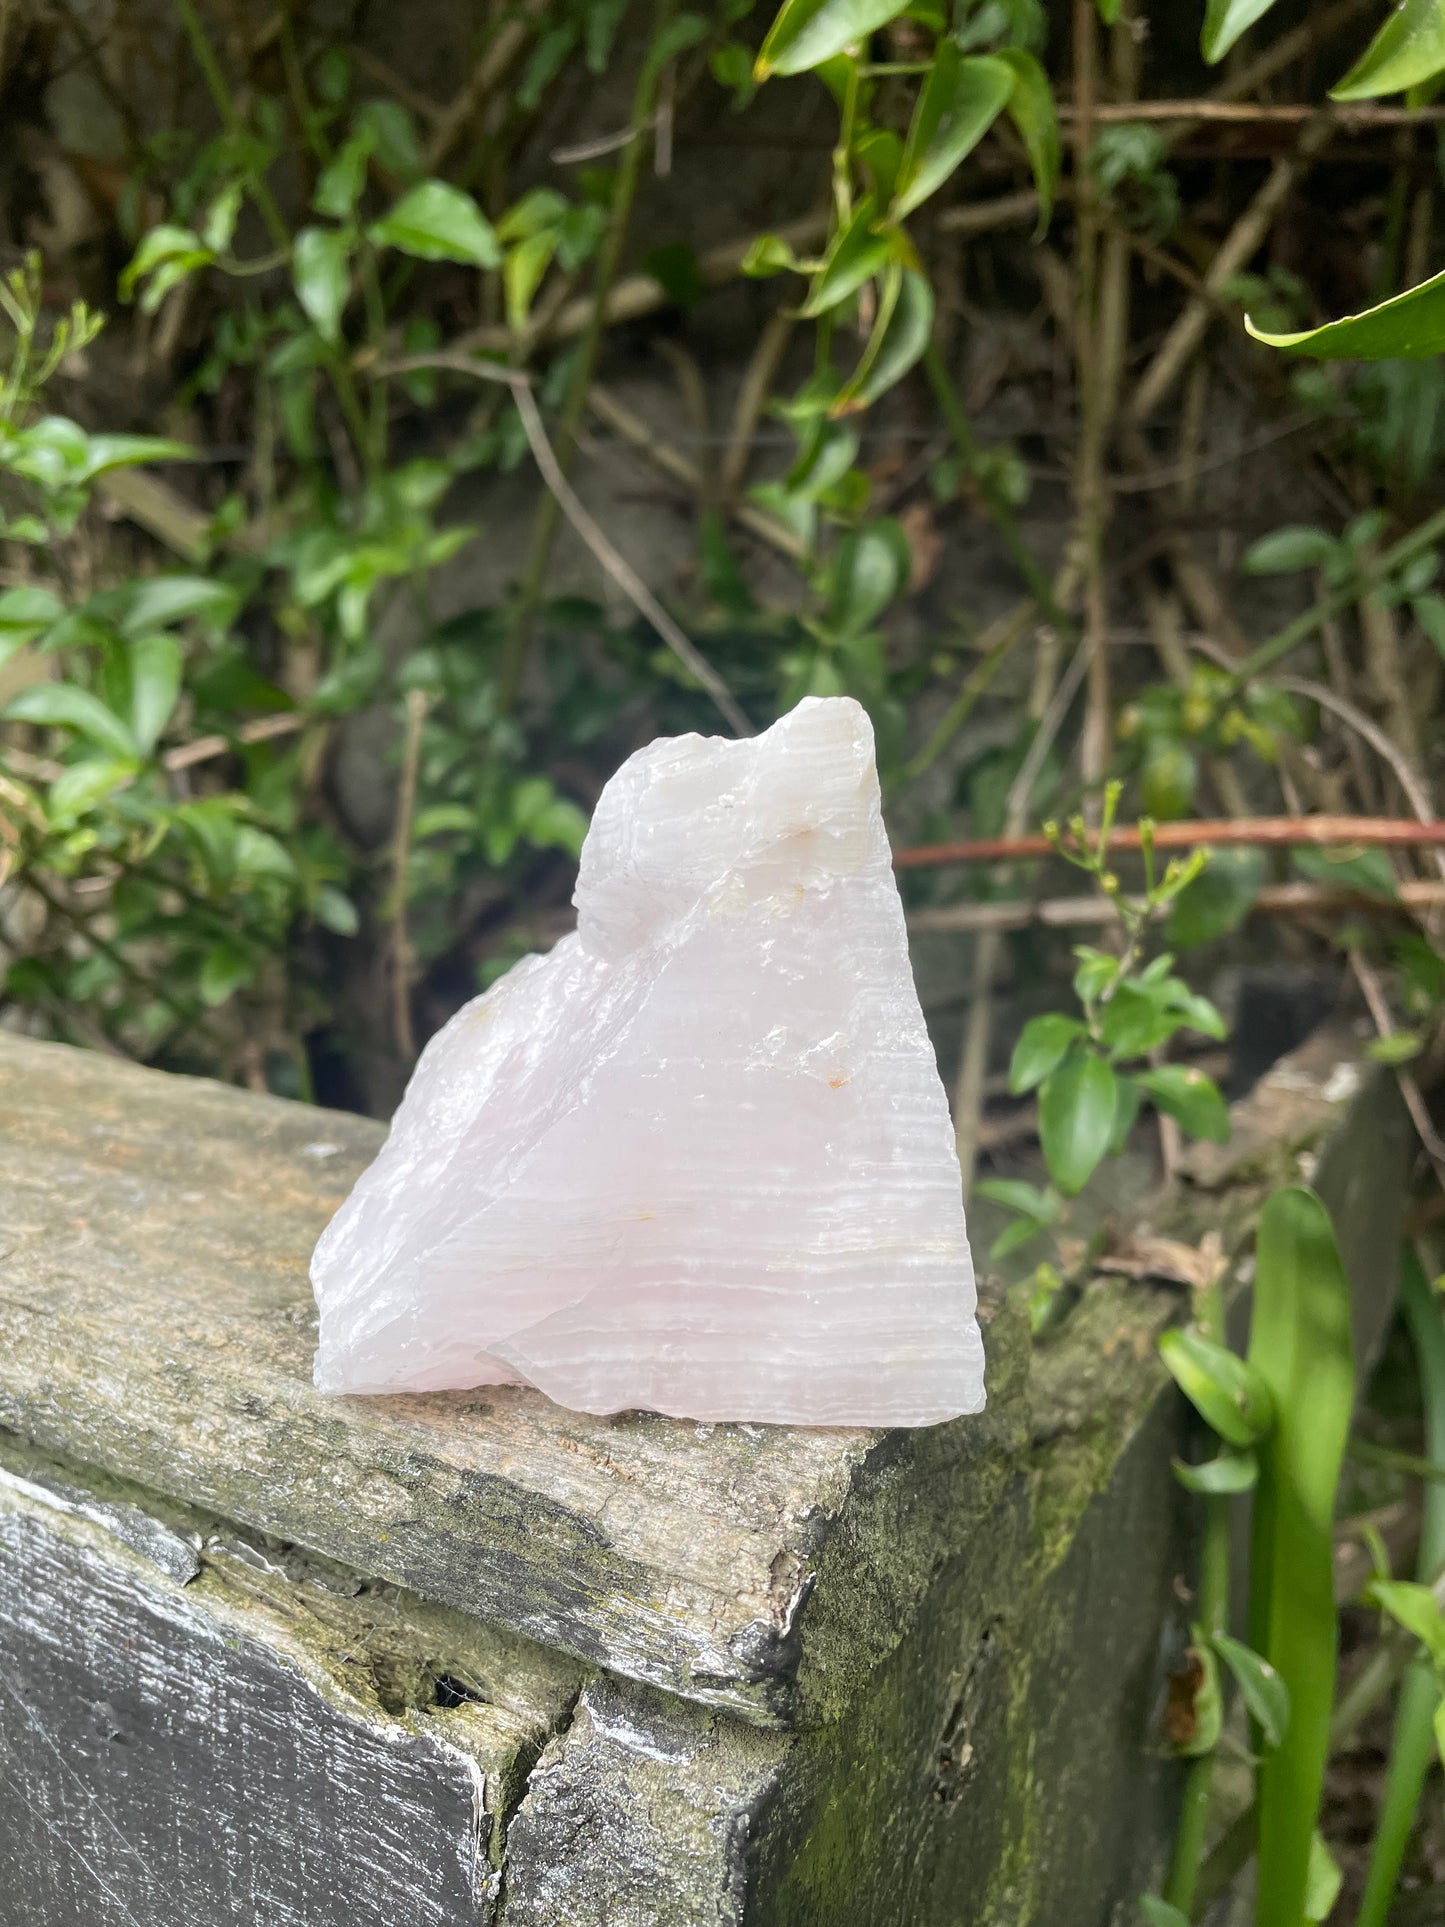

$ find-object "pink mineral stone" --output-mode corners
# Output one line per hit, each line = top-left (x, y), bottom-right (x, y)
(311, 696), (983, 1427)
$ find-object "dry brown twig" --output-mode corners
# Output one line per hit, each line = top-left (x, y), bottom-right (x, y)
(507, 379), (751, 735)
(909, 878), (1445, 937)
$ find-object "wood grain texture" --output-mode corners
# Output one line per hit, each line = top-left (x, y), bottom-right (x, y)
(0, 1454), (572, 1927)
(0, 1034), (1019, 1725)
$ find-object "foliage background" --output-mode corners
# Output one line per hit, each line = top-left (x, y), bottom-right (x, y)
(8, 1), (1445, 1916)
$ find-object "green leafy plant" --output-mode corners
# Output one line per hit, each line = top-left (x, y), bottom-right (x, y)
(1143, 1187), (1355, 1922)
(978, 784), (1228, 1318)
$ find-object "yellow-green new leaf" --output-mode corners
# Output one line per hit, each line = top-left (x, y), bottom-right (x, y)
(755, 0), (906, 79)
(894, 49), (1014, 220)
(1247, 267), (1445, 359)
(1333, 0), (1445, 101)
(1159, 1327), (1274, 1447)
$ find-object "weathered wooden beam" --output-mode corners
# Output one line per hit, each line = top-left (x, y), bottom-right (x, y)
(0, 1023), (1416, 1924)
(0, 1436), (579, 1925)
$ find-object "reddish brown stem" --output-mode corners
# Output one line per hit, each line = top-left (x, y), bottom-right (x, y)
(895, 816), (1445, 870)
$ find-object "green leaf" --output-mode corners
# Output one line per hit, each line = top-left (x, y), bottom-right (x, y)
(642, 11), (708, 83)
(785, 419), (859, 499)
(1212, 1632), (1291, 1749)
(1168, 847), (1265, 947)
(1368, 1578), (1445, 1670)
(1367, 1029), (1423, 1065)
(742, 233), (807, 278)
(119, 225), (214, 308)
(235, 824), (298, 882)
(1137, 1064), (1230, 1143)
(45, 756), (138, 824)
(973, 1177), (1060, 1225)
(314, 135), (372, 219)
(1333, 0), (1445, 100)
(1173, 1446), (1259, 1494)
(1159, 1327), (1275, 1447)
(1140, 740), (1197, 821)
(1414, 589), (1445, 656)
(1292, 843), (1398, 900)
(128, 633), (183, 755)
(894, 48), (1014, 220)
(78, 434), (195, 481)
(833, 267), (933, 413)
(369, 181), (501, 267)
(1247, 1187), (1356, 1927)
(1242, 525), (1340, 575)
(354, 100), (424, 181)
(1009, 1013), (1086, 1095)
(1201, 0), (1280, 64)
(1248, 265), (1445, 360)
(824, 519), (910, 636)
(1137, 1901), (1190, 1927)
(504, 229), (560, 331)
(199, 942), (255, 1008)
(315, 884), (360, 936)
(1038, 1047), (1117, 1196)
(802, 197), (899, 317)
(4, 683), (138, 758)
(1108, 1073), (1141, 1154)
(989, 1215), (1051, 1260)
(292, 226), (352, 342)
(121, 576), (235, 634)
(1304, 1833), (1343, 1924)
(1072, 944), (1121, 1005)
(1098, 982), (1182, 1061)
(755, 0), (907, 79)
(0, 585), (64, 645)
(997, 49), (1061, 231)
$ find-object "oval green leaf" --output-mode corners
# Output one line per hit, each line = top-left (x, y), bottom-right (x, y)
(894, 48), (1014, 221)
(834, 266), (933, 413)
(1038, 1047), (1117, 1196)
(4, 683), (138, 759)
(293, 226), (352, 342)
(369, 181), (501, 267)
(1136, 1064), (1231, 1143)
(1159, 1326), (1275, 1447)
(1009, 1012), (1087, 1095)
(802, 196), (899, 318)
(1173, 1447), (1259, 1494)
(1333, 0), (1445, 101)
(128, 632), (183, 756)
(755, 0), (907, 79)
(997, 49), (1061, 231)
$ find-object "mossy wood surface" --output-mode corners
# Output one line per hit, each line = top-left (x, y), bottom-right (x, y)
(0, 1026), (1414, 1924)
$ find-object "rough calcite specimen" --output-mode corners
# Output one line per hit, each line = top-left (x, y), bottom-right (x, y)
(312, 696), (983, 1426)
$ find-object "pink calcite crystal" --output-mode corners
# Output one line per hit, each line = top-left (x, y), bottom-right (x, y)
(311, 696), (983, 1426)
